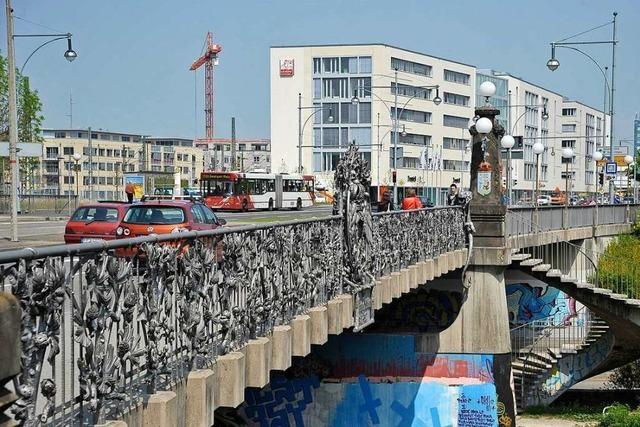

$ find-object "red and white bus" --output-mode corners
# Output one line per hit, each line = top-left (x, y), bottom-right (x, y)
(200, 171), (315, 211)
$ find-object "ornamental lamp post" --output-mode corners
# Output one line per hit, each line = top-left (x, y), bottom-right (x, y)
(533, 142), (545, 209)
(562, 147), (575, 206)
(501, 134), (515, 205)
(624, 154), (633, 202)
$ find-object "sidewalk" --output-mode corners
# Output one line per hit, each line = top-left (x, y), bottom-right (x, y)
(517, 416), (597, 427)
(0, 214), (68, 223)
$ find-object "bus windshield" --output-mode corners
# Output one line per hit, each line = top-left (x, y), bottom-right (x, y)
(203, 178), (234, 196)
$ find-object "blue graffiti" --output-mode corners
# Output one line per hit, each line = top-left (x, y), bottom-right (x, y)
(357, 374), (382, 424)
(243, 374), (320, 426)
(507, 283), (576, 324)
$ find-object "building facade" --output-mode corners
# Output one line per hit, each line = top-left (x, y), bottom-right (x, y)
(476, 71), (608, 203)
(41, 129), (204, 200)
(270, 44), (475, 204)
(195, 138), (271, 172)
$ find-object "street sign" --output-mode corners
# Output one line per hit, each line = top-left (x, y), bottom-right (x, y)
(605, 161), (617, 175)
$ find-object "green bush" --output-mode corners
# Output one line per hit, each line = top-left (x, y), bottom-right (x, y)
(599, 404), (640, 427)
(598, 234), (640, 297)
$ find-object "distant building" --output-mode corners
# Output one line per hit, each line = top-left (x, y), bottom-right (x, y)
(271, 43), (475, 204)
(40, 129), (204, 199)
(195, 138), (271, 172)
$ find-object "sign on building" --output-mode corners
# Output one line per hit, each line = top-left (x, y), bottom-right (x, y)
(279, 59), (294, 77)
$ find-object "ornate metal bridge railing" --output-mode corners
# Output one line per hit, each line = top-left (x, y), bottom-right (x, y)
(0, 205), (465, 425)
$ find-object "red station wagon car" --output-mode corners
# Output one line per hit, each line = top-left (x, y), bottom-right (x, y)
(117, 200), (226, 238)
(64, 202), (130, 244)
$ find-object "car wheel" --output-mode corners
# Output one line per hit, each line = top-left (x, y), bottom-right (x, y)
(241, 199), (249, 212)
(296, 198), (302, 210)
(268, 198), (274, 211)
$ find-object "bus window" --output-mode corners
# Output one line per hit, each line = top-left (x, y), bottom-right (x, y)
(304, 179), (314, 192)
(254, 179), (267, 195)
(267, 179), (275, 192)
(237, 179), (249, 195)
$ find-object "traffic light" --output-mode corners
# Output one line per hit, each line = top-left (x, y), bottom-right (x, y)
(599, 172), (604, 186)
(392, 170), (397, 183)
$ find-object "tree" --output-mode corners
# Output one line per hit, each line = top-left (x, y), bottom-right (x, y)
(0, 51), (44, 143)
(0, 51), (45, 190)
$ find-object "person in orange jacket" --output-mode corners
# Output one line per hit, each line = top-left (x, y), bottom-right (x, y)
(125, 182), (135, 203)
(401, 188), (423, 210)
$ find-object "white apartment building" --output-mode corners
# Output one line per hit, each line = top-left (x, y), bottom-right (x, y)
(477, 70), (608, 202)
(270, 44), (475, 204)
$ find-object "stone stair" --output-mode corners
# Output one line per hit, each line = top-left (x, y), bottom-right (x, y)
(511, 318), (610, 413)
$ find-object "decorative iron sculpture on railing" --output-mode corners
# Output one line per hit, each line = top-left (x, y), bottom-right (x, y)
(1, 144), (468, 425)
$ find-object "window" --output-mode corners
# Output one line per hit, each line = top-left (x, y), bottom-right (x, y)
(322, 57), (339, 73)
(340, 57), (358, 73)
(54, 131), (66, 138)
(46, 147), (59, 159)
(350, 127), (371, 146)
(443, 115), (469, 128)
(124, 206), (186, 225)
(100, 134), (110, 140)
(391, 57), (432, 77)
(561, 140), (575, 148)
(121, 136), (131, 142)
(99, 149), (105, 156)
(341, 103), (358, 124)
(322, 78), (349, 98)
(350, 77), (371, 99)
(359, 56), (372, 73)
(254, 156), (260, 163)
(322, 128), (339, 147)
(63, 147), (74, 155)
(443, 137), (469, 150)
(562, 124), (577, 133)
(392, 132), (431, 146)
(391, 83), (431, 99)
(359, 102), (371, 124)
(91, 133), (98, 139)
(313, 57), (321, 74)
(313, 78), (321, 99)
(443, 92), (470, 106)
(402, 157), (420, 169)
(444, 69), (470, 84)
(391, 107), (431, 124)
(71, 207), (119, 223)
(190, 206), (206, 224)
(562, 108), (576, 116)
(443, 160), (469, 171)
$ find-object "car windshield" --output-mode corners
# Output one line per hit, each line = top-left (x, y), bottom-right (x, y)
(71, 207), (119, 223)
(123, 206), (185, 225)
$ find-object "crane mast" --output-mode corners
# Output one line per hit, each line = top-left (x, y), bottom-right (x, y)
(190, 32), (222, 141)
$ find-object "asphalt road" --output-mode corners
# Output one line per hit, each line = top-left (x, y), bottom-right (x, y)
(0, 204), (334, 251)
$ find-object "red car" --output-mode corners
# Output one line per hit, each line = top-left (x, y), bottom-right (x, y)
(117, 200), (226, 238)
(64, 202), (130, 244)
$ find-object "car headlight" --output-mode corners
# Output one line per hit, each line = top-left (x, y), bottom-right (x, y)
(116, 226), (124, 236)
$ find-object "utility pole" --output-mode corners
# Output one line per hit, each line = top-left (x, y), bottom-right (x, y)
(5, 0), (19, 241)
(608, 12), (617, 204)
(231, 117), (237, 170)
(393, 68), (399, 205)
(88, 127), (93, 200)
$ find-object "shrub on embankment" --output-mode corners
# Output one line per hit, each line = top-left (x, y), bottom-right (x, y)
(597, 234), (640, 297)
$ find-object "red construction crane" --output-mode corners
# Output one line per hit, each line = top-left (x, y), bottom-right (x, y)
(190, 32), (222, 140)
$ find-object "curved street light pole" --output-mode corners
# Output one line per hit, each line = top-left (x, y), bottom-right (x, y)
(5, 0), (77, 241)
(297, 93), (333, 173)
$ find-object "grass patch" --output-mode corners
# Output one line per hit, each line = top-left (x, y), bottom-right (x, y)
(523, 404), (640, 426)
(523, 404), (604, 422)
(597, 234), (640, 299)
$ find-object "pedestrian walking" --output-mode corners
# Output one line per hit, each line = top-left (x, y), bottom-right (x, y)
(125, 182), (135, 203)
(401, 188), (423, 210)
(378, 190), (394, 212)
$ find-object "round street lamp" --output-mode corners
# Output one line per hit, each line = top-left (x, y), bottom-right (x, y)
(533, 142), (545, 155)
(401, 124), (407, 137)
(547, 58), (560, 71)
(562, 147), (574, 159)
(624, 154), (633, 165)
(432, 87), (442, 105)
(542, 107), (549, 121)
(64, 36), (77, 62)
(593, 151), (604, 162)
(500, 135), (515, 150)
(479, 81), (496, 101)
(475, 117), (493, 134)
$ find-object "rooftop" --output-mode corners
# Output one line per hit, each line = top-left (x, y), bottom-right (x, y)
(271, 43), (475, 68)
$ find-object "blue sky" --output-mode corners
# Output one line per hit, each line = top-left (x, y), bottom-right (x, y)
(2, 0), (639, 145)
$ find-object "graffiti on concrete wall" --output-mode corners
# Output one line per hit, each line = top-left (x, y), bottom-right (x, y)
(217, 334), (515, 427)
(530, 330), (614, 407)
(367, 288), (463, 333)
(506, 282), (576, 325)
